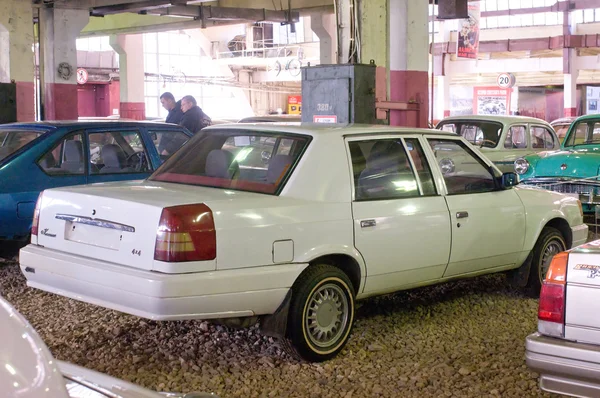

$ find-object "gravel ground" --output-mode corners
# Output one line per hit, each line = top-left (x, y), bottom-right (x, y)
(0, 256), (562, 398)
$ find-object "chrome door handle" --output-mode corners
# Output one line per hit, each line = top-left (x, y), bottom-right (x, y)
(456, 211), (469, 219)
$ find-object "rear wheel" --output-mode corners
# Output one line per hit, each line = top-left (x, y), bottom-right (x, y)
(527, 227), (566, 296)
(281, 264), (355, 362)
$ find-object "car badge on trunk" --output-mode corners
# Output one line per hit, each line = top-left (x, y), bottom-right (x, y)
(560, 163), (567, 170)
(574, 264), (600, 278)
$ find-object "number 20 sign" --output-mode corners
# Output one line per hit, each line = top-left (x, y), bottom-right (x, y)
(497, 73), (516, 89)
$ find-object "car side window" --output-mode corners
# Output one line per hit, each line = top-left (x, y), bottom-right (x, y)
(404, 138), (437, 196)
(151, 130), (190, 162)
(504, 125), (527, 149)
(349, 138), (420, 200)
(439, 123), (456, 133)
(428, 139), (496, 195)
(37, 133), (85, 175)
(531, 126), (556, 149)
(88, 130), (150, 174)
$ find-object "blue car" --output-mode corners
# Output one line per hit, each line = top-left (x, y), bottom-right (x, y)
(0, 120), (193, 241)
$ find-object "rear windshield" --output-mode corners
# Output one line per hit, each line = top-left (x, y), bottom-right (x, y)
(436, 120), (503, 148)
(149, 129), (310, 194)
(0, 130), (45, 161)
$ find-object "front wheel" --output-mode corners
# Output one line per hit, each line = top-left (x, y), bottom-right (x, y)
(527, 227), (567, 296)
(282, 264), (355, 362)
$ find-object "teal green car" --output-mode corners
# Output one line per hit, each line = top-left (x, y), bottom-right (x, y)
(436, 115), (559, 173)
(516, 114), (600, 212)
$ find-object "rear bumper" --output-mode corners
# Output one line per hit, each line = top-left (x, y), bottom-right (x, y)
(20, 244), (308, 321)
(526, 332), (600, 397)
(572, 224), (589, 249)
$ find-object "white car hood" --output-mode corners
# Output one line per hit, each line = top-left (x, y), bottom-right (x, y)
(0, 297), (68, 398)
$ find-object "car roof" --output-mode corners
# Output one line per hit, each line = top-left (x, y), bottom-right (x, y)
(550, 117), (577, 125)
(0, 120), (184, 129)
(574, 114), (600, 122)
(204, 123), (456, 138)
(439, 115), (551, 124)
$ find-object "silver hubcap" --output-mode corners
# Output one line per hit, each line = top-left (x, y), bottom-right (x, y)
(305, 283), (349, 349)
(539, 239), (565, 282)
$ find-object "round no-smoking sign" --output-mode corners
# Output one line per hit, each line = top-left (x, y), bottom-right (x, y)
(497, 73), (516, 88)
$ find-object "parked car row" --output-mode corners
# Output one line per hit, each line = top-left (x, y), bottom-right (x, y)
(17, 123), (587, 364)
(1, 114), (595, 396)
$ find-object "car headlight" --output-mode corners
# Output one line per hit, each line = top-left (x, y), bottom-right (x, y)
(439, 158), (455, 175)
(514, 158), (529, 175)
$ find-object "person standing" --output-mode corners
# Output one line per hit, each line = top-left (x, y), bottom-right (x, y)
(160, 92), (184, 124)
(180, 95), (212, 133)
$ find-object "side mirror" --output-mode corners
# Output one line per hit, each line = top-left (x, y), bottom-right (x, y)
(501, 172), (518, 188)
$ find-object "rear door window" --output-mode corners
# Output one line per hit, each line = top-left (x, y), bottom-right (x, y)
(37, 133), (85, 175)
(530, 126), (556, 149)
(504, 125), (527, 149)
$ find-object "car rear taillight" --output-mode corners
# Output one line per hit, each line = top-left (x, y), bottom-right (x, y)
(31, 192), (44, 238)
(154, 204), (216, 262)
(538, 251), (568, 337)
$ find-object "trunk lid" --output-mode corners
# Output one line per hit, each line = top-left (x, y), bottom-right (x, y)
(565, 243), (600, 345)
(35, 180), (266, 271)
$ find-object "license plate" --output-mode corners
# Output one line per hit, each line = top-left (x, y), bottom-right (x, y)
(65, 222), (122, 250)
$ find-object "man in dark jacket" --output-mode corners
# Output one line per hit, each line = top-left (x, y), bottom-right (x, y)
(180, 95), (212, 133)
(160, 92), (184, 124)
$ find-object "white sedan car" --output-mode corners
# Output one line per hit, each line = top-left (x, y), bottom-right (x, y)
(20, 124), (588, 362)
(526, 240), (600, 397)
(0, 296), (213, 398)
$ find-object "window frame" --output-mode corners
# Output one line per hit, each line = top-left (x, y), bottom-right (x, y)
(529, 124), (557, 150)
(504, 124), (529, 149)
(85, 128), (154, 175)
(148, 128), (313, 196)
(345, 134), (439, 202)
(426, 137), (502, 196)
(36, 131), (87, 177)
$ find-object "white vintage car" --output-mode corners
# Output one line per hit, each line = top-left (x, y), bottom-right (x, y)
(20, 124), (588, 362)
(526, 240), (600, 397)
(0, 296), (214, 398)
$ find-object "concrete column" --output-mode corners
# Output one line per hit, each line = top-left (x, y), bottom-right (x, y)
(310, 13), (336, 64)
(359, 0), (387, 69)
(0, 0), (35, 121)
(389, 0), (429, 127)
(39, 8), (88, 120)
(109, 34), (145, 120)
(336, 0), (351, 63)
(435, 75), (451, 120)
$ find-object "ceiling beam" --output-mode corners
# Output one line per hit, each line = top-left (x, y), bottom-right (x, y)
(91, 3), (299, 23)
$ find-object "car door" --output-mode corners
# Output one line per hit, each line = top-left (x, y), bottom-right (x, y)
(349, 135), (452, 295)
(426, 137), (526, 277)
(86, 128), (154, 184)
(530, 124), (559, 152)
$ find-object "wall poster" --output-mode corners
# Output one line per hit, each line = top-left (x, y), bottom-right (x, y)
(456, 1), (481, 59)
